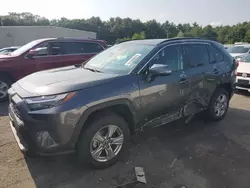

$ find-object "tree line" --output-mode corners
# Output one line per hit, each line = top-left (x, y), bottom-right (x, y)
(1, 12), (250, 44)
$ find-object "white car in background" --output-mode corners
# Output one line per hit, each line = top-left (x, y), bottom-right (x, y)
(228, 44), (250, 61)
(236, 54), (250, 92)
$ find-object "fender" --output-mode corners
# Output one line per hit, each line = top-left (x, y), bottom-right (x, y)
(70, 98), (138, 145)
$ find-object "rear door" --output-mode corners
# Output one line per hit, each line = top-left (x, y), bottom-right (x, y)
(206, 43), (226, 96)
(182, 42), (211, 115)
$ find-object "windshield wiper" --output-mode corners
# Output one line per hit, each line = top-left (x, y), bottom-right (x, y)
(83, 67), (102, 73)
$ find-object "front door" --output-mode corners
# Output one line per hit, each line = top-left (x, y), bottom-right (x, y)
(138, 44), (190, 128)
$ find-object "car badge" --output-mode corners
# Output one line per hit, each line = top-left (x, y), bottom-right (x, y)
(242, 73), (248, 78)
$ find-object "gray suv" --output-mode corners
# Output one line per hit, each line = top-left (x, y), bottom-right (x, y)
(8, 38), (236, 168)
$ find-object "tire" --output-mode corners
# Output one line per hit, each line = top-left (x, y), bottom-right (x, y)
(76, 112), (130, 169)
(0, 75), (12, 103)
(206, 88), (229, 121)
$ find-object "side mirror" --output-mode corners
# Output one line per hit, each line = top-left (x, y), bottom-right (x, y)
(149, 64), (172, 76)
(26, 47), (47, 58)
(26, 49), (37, 58)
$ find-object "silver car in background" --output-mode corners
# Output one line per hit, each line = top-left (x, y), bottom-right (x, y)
(227, 44), (250, 61)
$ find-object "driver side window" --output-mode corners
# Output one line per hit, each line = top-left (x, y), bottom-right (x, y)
(32, 42), (49, 57)
(149, 44), (183, 71)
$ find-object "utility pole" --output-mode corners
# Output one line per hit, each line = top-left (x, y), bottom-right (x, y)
(166, 29), (171, 39)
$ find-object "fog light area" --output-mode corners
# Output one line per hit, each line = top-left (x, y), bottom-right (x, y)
(36, 131), (58, 148)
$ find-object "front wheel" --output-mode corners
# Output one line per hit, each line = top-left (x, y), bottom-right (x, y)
(0, 76), (12, 103)
(76, 112), (129, 168)
(207, 88), (229, 121)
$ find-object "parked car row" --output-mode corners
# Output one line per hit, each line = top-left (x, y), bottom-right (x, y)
(0, 37), (108, 102)
(7, 37), (237, 168)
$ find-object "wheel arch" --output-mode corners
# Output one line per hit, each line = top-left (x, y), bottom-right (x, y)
(0, 71), (15, 83)
(71, 99), (138, 146)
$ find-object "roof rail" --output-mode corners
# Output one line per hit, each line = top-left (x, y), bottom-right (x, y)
(57, 37), (94, 40)
(159, 37), (202, 44)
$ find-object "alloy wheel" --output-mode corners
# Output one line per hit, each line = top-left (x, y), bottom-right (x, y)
(90, 124), (124, 162)
(0, 81), (8, 99)
(213, 94), (228, 117)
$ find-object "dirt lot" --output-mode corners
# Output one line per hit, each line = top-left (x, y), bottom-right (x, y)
(0, 92), (250, 188)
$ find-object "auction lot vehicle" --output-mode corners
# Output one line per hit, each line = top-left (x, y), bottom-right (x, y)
(236, 54), (250, 92)
(227, 44), (250, 61)
(8, 38), (236, 168)
(0, 38), (107, 102)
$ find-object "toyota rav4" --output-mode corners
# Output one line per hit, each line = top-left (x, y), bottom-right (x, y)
(8, 38), (236, 168)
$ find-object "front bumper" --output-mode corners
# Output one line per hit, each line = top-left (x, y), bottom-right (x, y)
(8, 93), (84, 155)
(236, 77), (250, 92)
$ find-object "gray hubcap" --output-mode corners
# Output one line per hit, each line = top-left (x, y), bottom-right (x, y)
(214, 94), (228, 117)
(90, 125), (124, 162)
(0, 81), (8, 99)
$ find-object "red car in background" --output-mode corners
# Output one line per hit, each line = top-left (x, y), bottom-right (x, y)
(0, 38), (108, 102)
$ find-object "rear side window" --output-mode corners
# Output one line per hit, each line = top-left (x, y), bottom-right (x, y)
(64, 42), (104, 55)
(49, 42), (62, 56)
(184, 44), (209, 68)
(84, 42), (104, 53)
(207, 44), (224, 63)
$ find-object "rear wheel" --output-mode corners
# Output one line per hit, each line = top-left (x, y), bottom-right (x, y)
(207, 88), (229, 121)
(76, 112), (129, 168)
(0, 76), (12, 102)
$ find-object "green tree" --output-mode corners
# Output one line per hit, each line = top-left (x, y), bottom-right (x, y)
(1, 12), (250, 44)
(131, 31), (146, 40)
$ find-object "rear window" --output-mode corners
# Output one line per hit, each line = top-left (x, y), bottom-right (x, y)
(228, 46), (250, 53)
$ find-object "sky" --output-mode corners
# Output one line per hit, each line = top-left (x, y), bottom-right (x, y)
(1, 0), (249, 26)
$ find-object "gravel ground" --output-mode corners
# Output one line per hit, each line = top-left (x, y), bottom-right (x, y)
(0, 91), (250, 188)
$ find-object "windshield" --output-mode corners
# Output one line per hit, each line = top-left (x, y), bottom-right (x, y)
(83, 42), (154, 74)
(242, 54), (250, 62)
(227, 46), (250, 53)
(11, 40), (43, 56)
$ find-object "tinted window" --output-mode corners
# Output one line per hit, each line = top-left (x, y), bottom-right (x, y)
(49, 42), (62, 56)
(150, 45), (183, 71)
(64, 42), (103, 54)
(207, 44), (224, 63)
(84, 42), (104, 53)
(185, 44), (209, 68)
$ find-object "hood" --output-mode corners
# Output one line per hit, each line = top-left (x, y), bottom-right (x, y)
(15, 65), (119, 97)
(230, 53), (246, 57)
(237, 62), (250, 73)
(0, 54), (15, 60)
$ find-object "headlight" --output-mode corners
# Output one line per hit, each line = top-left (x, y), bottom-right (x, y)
(24, 92), (76, 111)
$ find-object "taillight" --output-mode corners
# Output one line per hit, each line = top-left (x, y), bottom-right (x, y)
(236, 60), (239, 68)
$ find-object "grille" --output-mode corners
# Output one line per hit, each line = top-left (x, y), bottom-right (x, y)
(11, 101), (22, 120)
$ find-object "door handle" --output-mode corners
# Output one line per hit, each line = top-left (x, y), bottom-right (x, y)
(179, 77), (188, 84)
(213, 69), (220, 75)
(179, 72), (188, 83)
